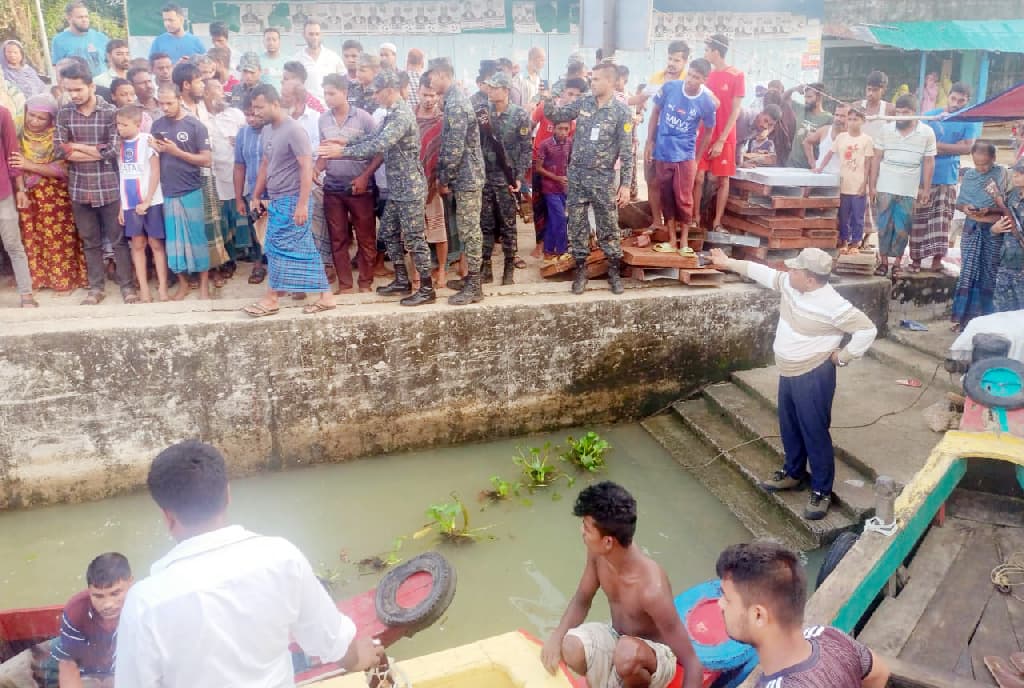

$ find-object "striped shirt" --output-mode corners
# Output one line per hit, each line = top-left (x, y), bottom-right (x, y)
(51, 590), (117, 676)
(726, 260), (877, 376)
(55, 97), (121, 207)
(875, 122), (936, 199)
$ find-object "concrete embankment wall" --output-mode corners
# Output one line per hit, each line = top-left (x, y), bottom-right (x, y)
(0, 280), (889, 510)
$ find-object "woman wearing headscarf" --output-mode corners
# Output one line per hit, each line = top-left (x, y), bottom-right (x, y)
(2, 40), (45, 98)
(10, 94), (88, 294)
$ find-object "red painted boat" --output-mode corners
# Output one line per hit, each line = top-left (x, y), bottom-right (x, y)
(0, 569), (440, 685)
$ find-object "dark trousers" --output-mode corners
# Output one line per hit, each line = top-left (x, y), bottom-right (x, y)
(71, 200), (133, 293)
(778, 360), (837, 495)
(324, 190), (377, 290)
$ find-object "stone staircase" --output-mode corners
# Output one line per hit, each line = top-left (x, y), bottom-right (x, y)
(643, 336), (952, 551)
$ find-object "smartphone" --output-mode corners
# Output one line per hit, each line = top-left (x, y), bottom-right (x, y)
(153, 132), (168, 141)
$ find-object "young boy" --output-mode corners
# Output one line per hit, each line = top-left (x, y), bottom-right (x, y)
(51, 553), (133, 688)
(117, 104), (169, 302)
(110, 78), (152, 132)
(818, 107), (874, 254)
(536, 120), (573, 258)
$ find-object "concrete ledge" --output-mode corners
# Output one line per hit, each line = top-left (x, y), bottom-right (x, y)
(0, 278), (889, 510)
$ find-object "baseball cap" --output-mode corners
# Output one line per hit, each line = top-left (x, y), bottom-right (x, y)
(373, 70), (402, 91)
(238, 52), (261, 73)
(485, 72), (512, 89)
(784, 248), (834, 276)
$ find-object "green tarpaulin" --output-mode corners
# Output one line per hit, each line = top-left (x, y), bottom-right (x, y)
(867, 20), (1024, 54)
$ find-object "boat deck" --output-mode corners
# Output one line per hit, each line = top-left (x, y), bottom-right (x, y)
(858, 489), (1024, 686)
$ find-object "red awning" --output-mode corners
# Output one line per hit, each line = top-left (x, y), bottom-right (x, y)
(944, 81), (1024, 122)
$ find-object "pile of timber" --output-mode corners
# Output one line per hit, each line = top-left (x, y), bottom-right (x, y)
(718, 169), (840, 266)
(834, 251), (878, 276)
(620, 240), (723, 286)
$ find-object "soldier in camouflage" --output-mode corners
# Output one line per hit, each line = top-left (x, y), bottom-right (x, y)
(470, 60), (498, 114)
(543, 62), (634, 295)
(347, 52), (380, 114)
(428, 57), (486, 305)
(322, 70), (435, 306)
(480, 72), (532, 285)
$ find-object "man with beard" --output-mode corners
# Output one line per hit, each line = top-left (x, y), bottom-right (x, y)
(870, 94), (936, 278)
(260, 28), (287, 89)
(293, 20), (343, 102)
(94, 39), (131, 90)
(150, 3), (204, 63)
(51, 1), (109, 77)
(785, 82), (833, 169)
(128, 66), (161, 121)
(716, 542), (889, 688)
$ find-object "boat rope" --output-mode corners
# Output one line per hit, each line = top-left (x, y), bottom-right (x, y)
(863, 516), (899, 537)
(365, 657), (412, 688)
(694, 361), (947, 469)
(992, 552), (1024, 603)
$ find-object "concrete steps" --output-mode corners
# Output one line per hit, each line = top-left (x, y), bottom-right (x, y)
(673, 396), (863, 547)
(641, 413), (818, 551)
(866, 337), (957, 394)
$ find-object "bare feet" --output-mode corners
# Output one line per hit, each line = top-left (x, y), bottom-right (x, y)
(172, 282), (189, 301)
(530, 243), (543, 259)
(334, 286), (356, 295)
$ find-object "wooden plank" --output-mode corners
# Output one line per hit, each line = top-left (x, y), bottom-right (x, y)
(804, 229), (840, 239)
(900, 524), (1000, 673)
(679, 269), (723, 286)
(954, 646), (977, 681)
(749, 215), (838, 230)
(767, 236), (839, 250)
(970, 593), (1019, 685)
(996, 526), (1024, 650)
(772, 195), (842, 209)
(858, 522), (971, 656)
(721, 214), (774, 238)
(948, 489), (1024, 528)
(885, 654), (995, 688)
(725, 198), (778, 216)
(622, 245), (699, 269)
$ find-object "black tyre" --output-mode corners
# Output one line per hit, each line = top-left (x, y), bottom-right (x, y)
(964, 357), (1024, 410)
(375, 551), (457, 630)
(816, 531), (859, 589)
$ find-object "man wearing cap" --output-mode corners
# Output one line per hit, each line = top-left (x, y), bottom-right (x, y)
(709, 247), (877, 520)
(428, 57), (486, 305)
(379, 43), (398, 71)
(479, 72), (532, 285)
(320, 70), (434, 306)
(472, 60), (499, 113)
(544, 62), (634, 296)
(231, 52), (263, 109)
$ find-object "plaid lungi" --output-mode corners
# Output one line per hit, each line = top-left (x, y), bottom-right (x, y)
(951, 219), (1003, 326)
(202, 171), (229, 267)
(910, 184), (956, 261)
(310, 184), (332, 265)
(266, 195), (329, 293)
(164, 189), (211, 275)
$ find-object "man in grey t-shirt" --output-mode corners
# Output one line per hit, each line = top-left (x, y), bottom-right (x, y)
(245, 84), (335, 317)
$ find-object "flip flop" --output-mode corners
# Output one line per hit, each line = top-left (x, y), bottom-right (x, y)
(679, 247), (696, 256)
(303, 302), (337, 314)
(985, 656), (1024, 688)
(653, 242), (676, 253)
(248, 266), (267, 284)
(513, 257), (527, 269)
(874, 264), (889, 277)
(243, 302), (279, 317)
(1010, 652), (1024, 675)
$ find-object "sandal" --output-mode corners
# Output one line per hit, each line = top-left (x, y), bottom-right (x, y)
(906, 264), (921, 274)
(679, 247), (696, 256)
(80, 291), (105, 306)
(513, 256), (527, 269)
(653, 242), (675, 253)
(20, 294), (39, 308)
(248, 266), (267, 284)
(212, 274), (227, 289)
(874, 264), (889, 277)
(243, 302), (279, 317)
(122, 290), (141, 305)
(302, 302), (336, 314)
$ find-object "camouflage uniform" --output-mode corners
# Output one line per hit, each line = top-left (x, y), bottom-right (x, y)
(470, 90), (489, 114)
(345, 97), (430, 276)
(348, 82), (377, 114)
(437, 84), (485, 272)
(480, 101), (532, 260)
(544, 94), (634, 261)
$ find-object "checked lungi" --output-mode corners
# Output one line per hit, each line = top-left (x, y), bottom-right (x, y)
(910, 184), (956, 262)
(951, 219), (1003, 327)
(164, 189), (212, 275)
(201, 171), (229, 267)
(265, 195), (329, 293)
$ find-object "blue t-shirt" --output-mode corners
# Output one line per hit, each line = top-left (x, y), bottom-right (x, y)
(51, 29), (109, 76)
(149, 32), (206, 63)
(234, 124), (264, 198)
(924, 108), (982, 186)
(652, 81), (717, 163)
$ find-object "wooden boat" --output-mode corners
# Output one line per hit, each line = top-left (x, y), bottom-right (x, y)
(789, 351), (1024, 688)
(0, 553), (453, 686)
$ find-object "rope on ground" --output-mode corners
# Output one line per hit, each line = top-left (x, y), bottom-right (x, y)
(863, 516), (899, 537)
(694, 361), (948, 469)
(992, 552), (1024, 603)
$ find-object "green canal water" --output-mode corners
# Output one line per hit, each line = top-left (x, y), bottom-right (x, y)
(0, 423), (816, 658)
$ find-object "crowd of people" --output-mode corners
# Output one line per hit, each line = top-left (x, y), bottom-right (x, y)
(1, 2), (1021, 318)
(0, 440), (890, 688)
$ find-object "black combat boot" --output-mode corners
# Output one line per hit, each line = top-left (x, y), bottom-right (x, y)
(481, 258), (494, 284)
(376, 262), (412, 296)
(571, 259), (587, 295)
(448, 271), (484, 305)
(607, 258), (624, 295)
(502, 258), (515, 285)
(400, 273), (436, 306)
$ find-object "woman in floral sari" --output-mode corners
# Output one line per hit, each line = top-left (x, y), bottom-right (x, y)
(11, 94), (88, 294)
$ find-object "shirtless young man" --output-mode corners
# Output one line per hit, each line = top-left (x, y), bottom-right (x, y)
(542, 482), (703, 688)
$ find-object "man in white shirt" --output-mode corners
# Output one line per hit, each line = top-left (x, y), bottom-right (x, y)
(294, 20), (343, 101)
(710, 248), (877, 521)
(115, 440), (381, 688)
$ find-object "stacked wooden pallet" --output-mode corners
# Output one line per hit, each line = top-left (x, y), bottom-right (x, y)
(717, 169), (840, 262)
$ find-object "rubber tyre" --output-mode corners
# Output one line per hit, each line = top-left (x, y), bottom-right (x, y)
(375, 551), (456, 629)
(964, 357), (1024, 410)
(816, 531), (859, 589)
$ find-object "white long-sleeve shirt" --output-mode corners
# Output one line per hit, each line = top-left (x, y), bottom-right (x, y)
(728, 259), (878, 376)
(115, 525), (355, 688)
